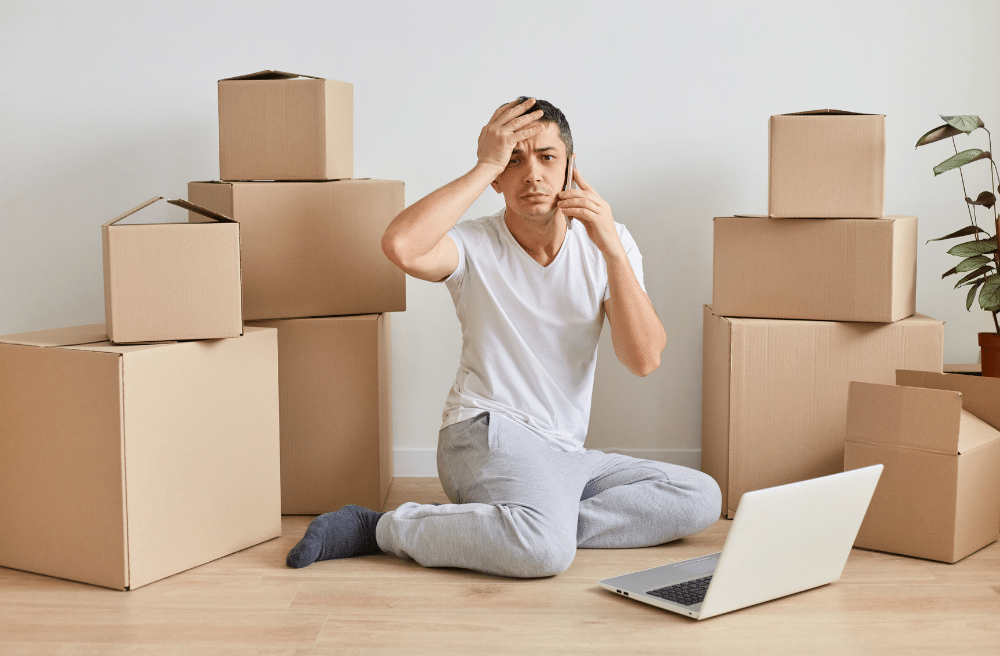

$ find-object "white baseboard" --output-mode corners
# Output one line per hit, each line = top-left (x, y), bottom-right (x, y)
(393, 447), (701, 477)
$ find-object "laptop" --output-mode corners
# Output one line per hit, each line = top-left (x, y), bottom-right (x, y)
(598, 464), (882, 620)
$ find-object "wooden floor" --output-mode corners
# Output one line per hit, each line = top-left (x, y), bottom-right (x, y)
(2, 478), (999, 655)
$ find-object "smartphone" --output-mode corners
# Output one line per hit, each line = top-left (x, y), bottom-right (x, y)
(563, 154), (576, 229)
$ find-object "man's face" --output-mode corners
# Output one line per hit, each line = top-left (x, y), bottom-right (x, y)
(491, 121), (569, 220)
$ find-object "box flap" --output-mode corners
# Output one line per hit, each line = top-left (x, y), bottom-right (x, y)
(220, 70), (322, 81)
(957, 409), (1000, 454)
(0, 323), (109, 347)
(105, 198), (234, 227)
(165, 199), (235, 223)
(847, 381), (962, 454)
(103, 197), (163, 227)
(779, 109), (879, 116)
(897, 370), (1000, 431)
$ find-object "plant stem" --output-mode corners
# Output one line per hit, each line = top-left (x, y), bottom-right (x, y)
(993, 310), (999, 334)
(954, 137), (977, 229)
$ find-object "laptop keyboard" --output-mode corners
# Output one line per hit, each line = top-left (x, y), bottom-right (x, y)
(646, 575), (713, 606)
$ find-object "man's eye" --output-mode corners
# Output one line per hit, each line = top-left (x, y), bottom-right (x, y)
(508, 158), (520, 165)
(542, 155), (555, 161)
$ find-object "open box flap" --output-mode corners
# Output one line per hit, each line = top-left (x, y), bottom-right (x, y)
(779, 109), (880, 116)
(220, 70), (322, 82)
(103, 198), (235, 227)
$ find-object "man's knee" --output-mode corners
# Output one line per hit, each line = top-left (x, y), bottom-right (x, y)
(513, 537), (576, 578)
(688, 470), (723, 531)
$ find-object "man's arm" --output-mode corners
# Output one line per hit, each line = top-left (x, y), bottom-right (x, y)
(558, 169), (667, 377)
(381, 98), (545, 282)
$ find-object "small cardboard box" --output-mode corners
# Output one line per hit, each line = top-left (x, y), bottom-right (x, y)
(702, 306), (943, 518)
(845, 372), (1000, 563)
(0, 325), (280, 590)
(103, 197), (243, 344)
(712, 215), (916, 322)
(246, 314), (392, 514)
(769, 110), (885, 218)
(189, 179), (405, 321)
(219, 70), (353, 181)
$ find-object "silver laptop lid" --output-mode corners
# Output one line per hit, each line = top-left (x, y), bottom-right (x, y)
(698, 464), (882, 619)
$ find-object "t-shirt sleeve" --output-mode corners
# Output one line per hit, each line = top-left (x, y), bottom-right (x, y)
(440, 225), (468, 287)
(605, 223), (646, 301)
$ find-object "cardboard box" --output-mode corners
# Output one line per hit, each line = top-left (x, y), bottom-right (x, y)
(702, 306), (943, 518)
(712, 215), (916, 322)
(845, 372), (1000, 562)
(0, 325), (280, 590)
(769, 110), (885, 218)
(219, 70), (353, 181)
(188, 179), (405, 321)
(103, 197), (243, 344)
(246, 315), (392, 514)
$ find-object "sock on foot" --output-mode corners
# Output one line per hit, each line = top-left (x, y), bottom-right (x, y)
(286, 504), (385, 569)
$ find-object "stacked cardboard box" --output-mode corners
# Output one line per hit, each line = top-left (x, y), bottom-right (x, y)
(1, 181), (285, 590)
(703, 110), (945, 519)
(199, 71), (404, 515)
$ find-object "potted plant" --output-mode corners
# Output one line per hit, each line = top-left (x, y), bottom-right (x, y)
(916, 115), (1000, 376)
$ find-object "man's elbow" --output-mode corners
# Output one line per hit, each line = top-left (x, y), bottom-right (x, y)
(381, 229), (407, 270)
(630, 354), (661, 378)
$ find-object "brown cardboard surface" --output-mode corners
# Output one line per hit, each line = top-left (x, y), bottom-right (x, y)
(701, 306), (943, 518)
(845, 441), (960, 562)
(102, 197), (243, 344)
(218, 71), (352, 181)
(712, 215), (916, 322)
(846, 381), (962, 454)
(845, 378), (1000, 563)
(246, 315), (392, 514)
(769, 110), (885, 218)
(189, 179), (405, 321)
(896, 370), (1000, 431)
(0, 326), (280, 590)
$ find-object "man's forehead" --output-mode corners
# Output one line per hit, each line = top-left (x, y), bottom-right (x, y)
(512, 122), (564, 154)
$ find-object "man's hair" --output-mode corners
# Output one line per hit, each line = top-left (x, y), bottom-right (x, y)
(517, 96), (573, 156)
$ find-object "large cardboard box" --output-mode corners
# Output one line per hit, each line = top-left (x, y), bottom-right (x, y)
(845, 372), (1000, 563)
(103, 197), (243, 344)
(219, 70), (353, 181)
(246, 315), (392, 514)
(189, 179), (405, 321)
(702, 306), (943, 518)
(712, 215), (916, 322)
(0, 325), (280, 590)
(769, 110), (885, 218)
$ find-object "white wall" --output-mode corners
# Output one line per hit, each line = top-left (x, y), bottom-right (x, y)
(3, 0), (998, 475)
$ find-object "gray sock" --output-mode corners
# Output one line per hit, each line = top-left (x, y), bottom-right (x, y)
(286, 505), (385, 568)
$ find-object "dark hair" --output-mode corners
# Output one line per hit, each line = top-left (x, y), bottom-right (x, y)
(516, 96), (573, 156)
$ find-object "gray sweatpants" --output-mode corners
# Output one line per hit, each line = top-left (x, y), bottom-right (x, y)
(376, 412), (722, 578)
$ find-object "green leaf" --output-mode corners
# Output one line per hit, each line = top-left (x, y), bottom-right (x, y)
(927, 225), (990, 243)
(941, 115), (984, 133)
(955, 265), (994, 288)
(934, 149), (991, 176)
(968, 279), (984, 310)
(947, 237), (998, 257)
(966, 191), (997, 209)
(979, 275), (1000, 311)
(915, 124), (963, 147)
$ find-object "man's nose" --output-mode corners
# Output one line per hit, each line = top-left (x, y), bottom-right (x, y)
(523, 158), (543, 182)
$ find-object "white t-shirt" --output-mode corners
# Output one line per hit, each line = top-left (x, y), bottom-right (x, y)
(440, 208), (646, 452)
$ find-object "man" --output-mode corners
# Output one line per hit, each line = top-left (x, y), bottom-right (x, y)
(286, 97), (721, 577)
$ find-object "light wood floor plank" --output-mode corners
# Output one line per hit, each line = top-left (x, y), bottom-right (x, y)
(0, 477), (997, 655)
